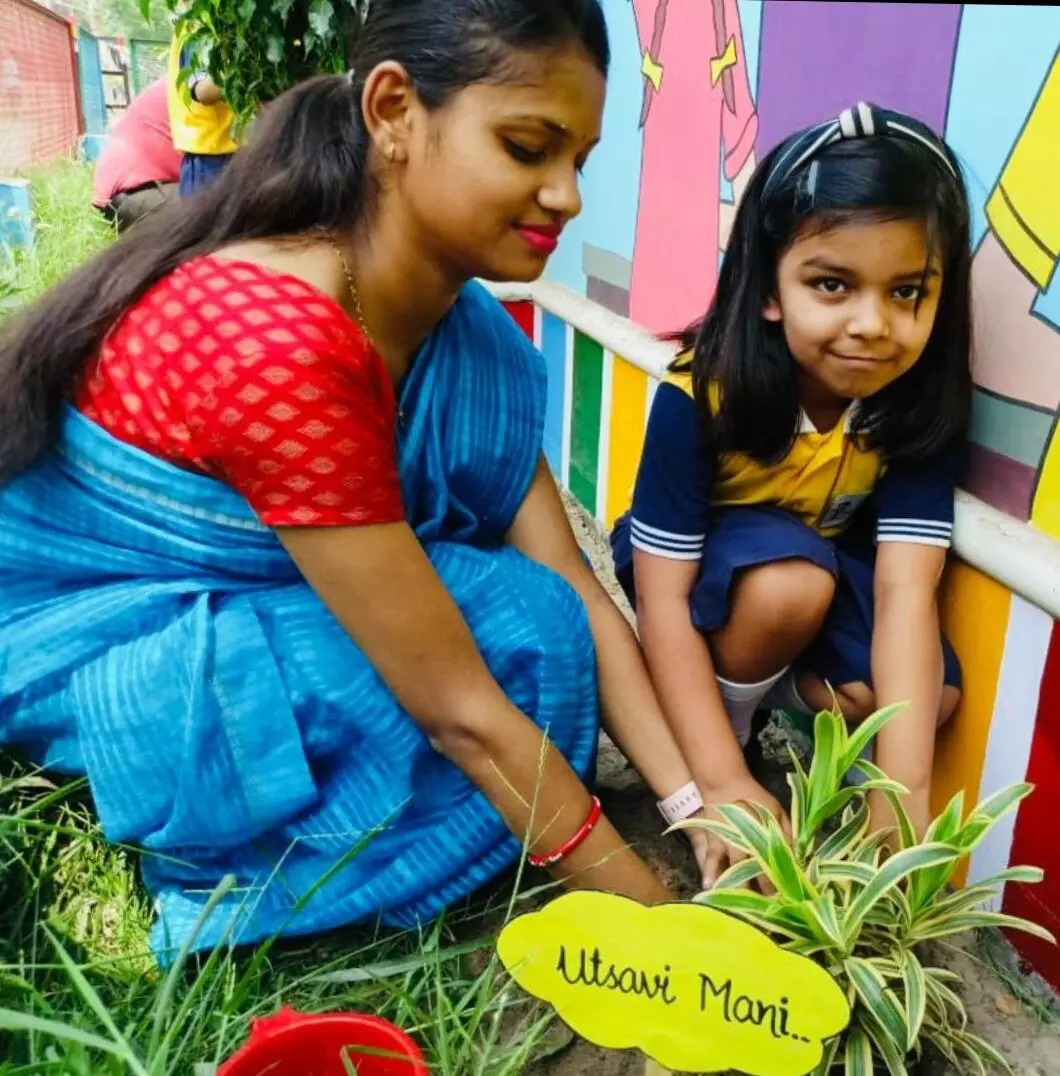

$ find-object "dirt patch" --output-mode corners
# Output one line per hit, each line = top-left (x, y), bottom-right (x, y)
(522, 498), (1060, 1076)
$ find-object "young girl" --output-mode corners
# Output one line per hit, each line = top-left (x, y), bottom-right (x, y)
(612, 103), (972, 884)
(0, 0), (713, 958)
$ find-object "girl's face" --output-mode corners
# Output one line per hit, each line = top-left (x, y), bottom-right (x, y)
(397, 44), (604, 284)
(763, 217), (942, 406)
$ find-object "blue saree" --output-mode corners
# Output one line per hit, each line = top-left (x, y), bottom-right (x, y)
(0, 281), (599, 958)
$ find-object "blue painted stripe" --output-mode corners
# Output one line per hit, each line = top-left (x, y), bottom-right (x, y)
(540, 311), (568, 475)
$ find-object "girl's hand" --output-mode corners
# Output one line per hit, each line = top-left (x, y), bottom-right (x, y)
(699, 775), (791, 891)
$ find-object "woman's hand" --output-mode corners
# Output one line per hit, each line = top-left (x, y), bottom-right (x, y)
(698, 773), (790, 891)
(277, 519), (672, 906)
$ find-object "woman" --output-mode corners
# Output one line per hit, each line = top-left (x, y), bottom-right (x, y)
(0, 0), (706, 958)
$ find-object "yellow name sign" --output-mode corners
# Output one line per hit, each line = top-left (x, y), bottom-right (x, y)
(497, 892), (850, 1076)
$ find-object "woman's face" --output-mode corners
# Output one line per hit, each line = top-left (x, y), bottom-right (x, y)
(398, 45), (605, 283)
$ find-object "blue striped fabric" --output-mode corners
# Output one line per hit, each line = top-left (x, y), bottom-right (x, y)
(0, 281), (599, 960)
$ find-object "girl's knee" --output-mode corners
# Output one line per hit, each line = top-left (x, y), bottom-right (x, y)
(835, 681), (875, 723)
(800, 674), (875, 722)
(731, 559), (836, 639)
(939, 684), (960, 727)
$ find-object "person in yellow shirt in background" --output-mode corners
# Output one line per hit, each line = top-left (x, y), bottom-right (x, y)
(167, 37), (239, 196)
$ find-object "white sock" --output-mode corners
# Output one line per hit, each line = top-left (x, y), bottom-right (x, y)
(763, 670), (815, 717)
(717, 668), (788, 747)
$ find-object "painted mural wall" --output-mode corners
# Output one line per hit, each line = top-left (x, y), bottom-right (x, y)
(534, 1), (1060, 988)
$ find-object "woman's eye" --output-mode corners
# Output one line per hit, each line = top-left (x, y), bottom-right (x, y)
(894, 284), (924, 302)
(813, 277), (847, 295)
(503, 139), (547, 165)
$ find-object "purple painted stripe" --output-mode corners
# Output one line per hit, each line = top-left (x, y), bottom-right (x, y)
(756, 2), (961, 154)
(963, 444), (1035, 521)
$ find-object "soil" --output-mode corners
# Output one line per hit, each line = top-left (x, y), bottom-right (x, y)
(521, 498), (1060, 1076)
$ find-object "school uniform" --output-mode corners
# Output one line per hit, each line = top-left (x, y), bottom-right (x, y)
(611, 372), (962, 693)
(166, 39), (238, 197)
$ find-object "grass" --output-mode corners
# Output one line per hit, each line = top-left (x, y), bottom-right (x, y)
(0, 160), (561, 1074)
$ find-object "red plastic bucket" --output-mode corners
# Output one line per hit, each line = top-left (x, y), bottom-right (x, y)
(217, 1006), (429, 1075)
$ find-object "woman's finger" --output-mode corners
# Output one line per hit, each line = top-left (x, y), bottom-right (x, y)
(700, 833), (728, 891)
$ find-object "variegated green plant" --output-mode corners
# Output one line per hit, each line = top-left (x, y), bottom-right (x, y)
(675, 705), (1054, 1076)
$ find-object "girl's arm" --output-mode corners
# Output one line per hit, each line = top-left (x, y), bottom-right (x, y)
(633, 547), (786, 886)
(871, 541), (947, 836)
(279, 521), (670, 905)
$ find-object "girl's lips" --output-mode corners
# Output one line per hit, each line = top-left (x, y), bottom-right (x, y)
(515, 226), (561, 255)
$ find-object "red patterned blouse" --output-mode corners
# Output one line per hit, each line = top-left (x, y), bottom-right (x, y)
(77, 255), (405, 528)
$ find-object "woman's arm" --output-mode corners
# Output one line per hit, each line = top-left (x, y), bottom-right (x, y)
(507, 458), (706, 803)
(278, 520), (670, 904)
(871, 541), (947, 836)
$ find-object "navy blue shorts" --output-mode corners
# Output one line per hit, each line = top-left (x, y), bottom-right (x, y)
(612, 505), (961, 691)
(179, 152), (232, 197)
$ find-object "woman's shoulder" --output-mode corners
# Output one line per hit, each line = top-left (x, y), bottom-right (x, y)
(131, 254), (365, 361)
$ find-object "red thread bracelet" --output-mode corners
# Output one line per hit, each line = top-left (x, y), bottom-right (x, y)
(528, 795), (603, 868)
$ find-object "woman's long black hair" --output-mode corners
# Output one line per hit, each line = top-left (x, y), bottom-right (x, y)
(674, 111), (973, 465)
(0, 0), (609, 484)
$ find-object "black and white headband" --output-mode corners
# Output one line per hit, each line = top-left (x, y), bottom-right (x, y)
(761, 101), (958, 205)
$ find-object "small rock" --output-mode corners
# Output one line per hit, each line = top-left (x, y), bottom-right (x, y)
(994, 992), (1022, 1017)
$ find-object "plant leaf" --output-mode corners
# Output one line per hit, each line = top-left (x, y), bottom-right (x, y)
(923, 1028), (961, 1068)
(714, 803), (774, 870)
(924, 972), (968, 1029)
(845, 958), (909, 1053)
(42, 927), (147, 1074)
(842, 843), (958, 945)
(759, 806), (817, 902)
(840, 702), (906, 776)
(898, 950), (927, 1050)
(816, 799), (870, 862)
(711, 856), (765, 891)
(862, 1015), (910, 1076)
(954, 783), (1034, 854)
(804, 896), (848, 954)
(0, 1010), (143, 1066)
(907, 910), (1056, 946)
(843, 1025), (874, 1076)
(308, 0), (336, 39)
(952, 1029), (1014, 1075)
(924, 789), (965, 845)
(694, 890), (817, 943)
(808, 710), (844, 818)
(812, 1034), (841, 1075)
(816, 860), (877, 887)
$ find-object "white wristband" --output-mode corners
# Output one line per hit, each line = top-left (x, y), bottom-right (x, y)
(657, 781), (704, 827)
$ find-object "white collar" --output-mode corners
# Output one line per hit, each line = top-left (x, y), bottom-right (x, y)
(799, 401), (859, 435)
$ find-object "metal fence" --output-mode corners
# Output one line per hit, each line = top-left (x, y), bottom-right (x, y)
(129, 38), (168, 97)
(0, 0), (81, 173)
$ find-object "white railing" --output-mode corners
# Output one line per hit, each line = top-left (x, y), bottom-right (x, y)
(489, 280), (1060, 621)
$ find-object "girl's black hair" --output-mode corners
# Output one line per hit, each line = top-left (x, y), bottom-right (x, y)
(0, 0), (609, 484)
(674, 107), (973, 465)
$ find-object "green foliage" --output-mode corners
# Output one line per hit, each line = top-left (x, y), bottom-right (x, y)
(677, 706), (1055, 1075)
(0, 161), (114, 323)
(157, 0), (365, 132)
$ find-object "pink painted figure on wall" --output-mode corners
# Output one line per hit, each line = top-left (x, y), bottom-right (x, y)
(629, 0), (758, 335)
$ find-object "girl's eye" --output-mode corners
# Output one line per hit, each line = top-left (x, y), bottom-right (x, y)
(813, 277), (848, 295)
(503, 139), (547, 165)
(893, 284), (924, 302)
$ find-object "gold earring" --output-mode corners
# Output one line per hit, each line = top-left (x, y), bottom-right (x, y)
(387, 145), (397, 162)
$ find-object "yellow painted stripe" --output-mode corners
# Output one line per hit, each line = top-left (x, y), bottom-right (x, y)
(605, 356), (649, 528)
(934, 562), (1012, 886)
(1031, 424), (1060, 539)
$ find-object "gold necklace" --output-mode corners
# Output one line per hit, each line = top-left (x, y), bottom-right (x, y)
(327, 235), (406, 428)
(328, 236), (372, 344)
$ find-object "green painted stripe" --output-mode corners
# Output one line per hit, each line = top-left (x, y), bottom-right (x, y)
(569, 330), (604, 512)
(970, 389), (1054, 468)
